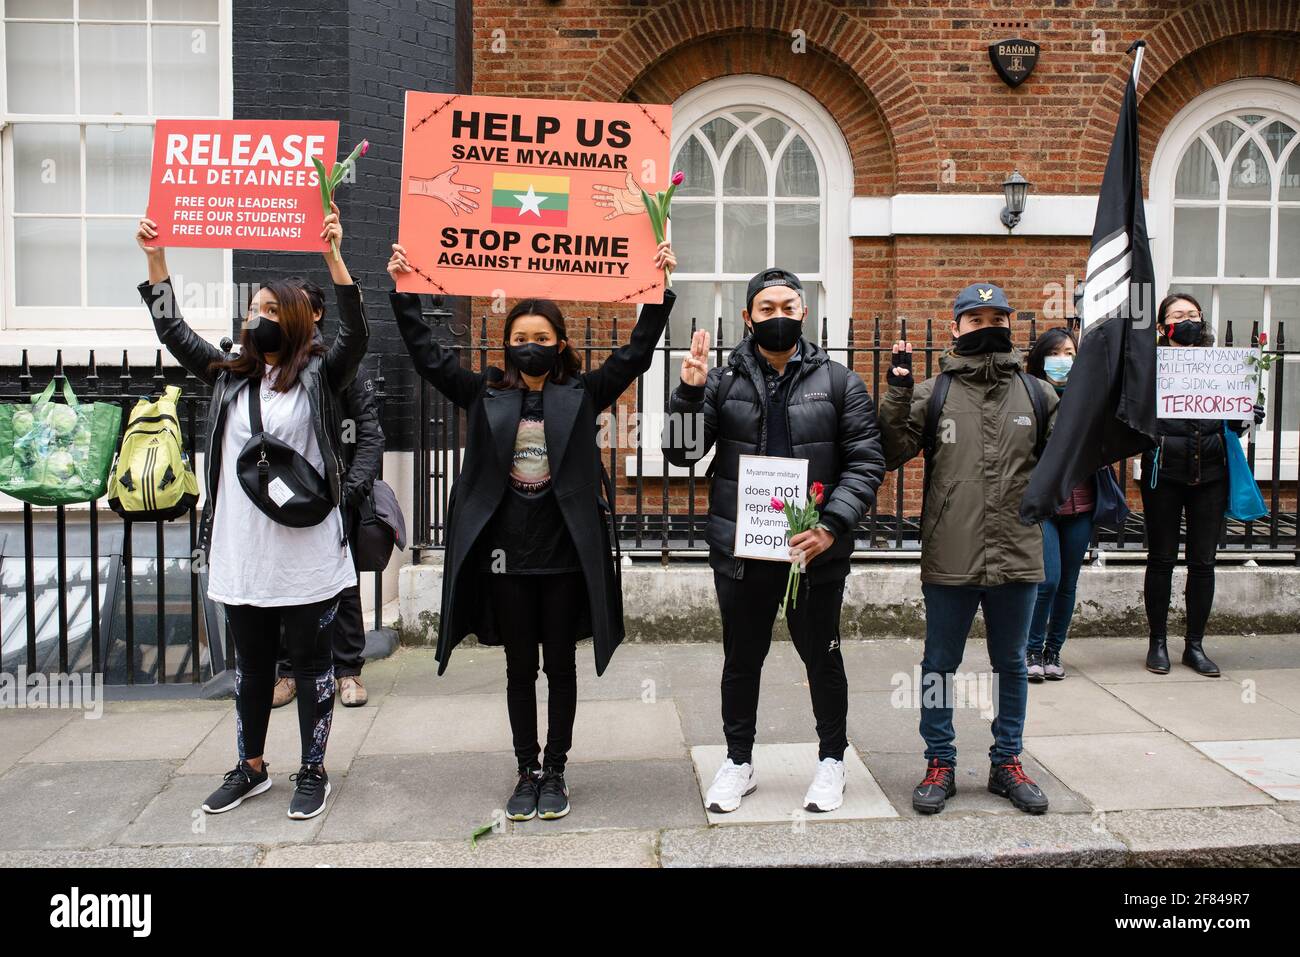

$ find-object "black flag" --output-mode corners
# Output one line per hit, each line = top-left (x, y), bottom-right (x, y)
(1020, 41), (1157, 524)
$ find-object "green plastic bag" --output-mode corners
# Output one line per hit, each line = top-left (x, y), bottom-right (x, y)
(0, 378), (121, 506)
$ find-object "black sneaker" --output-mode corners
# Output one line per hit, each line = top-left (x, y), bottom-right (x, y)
(988, 756), (1049, 814)
(287, 765), (331, 820)
(537, 767), (570, 820)
(911, 758), (956, 815)
(506, 768), (541, 821)
(1026, 649), (1045, 683)
(201, 760), (271, 814)
(1043, 649), (1065, 680)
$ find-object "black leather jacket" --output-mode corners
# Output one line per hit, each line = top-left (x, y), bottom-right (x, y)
(138, 277), (369, 552)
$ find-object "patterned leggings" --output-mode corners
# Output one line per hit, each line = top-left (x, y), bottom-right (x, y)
(225, 593), (343, 768)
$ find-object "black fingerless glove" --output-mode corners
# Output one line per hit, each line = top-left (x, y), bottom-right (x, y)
(886, 368), (914, 388)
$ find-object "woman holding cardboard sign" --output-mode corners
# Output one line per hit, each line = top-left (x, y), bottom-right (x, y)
(1140, 292), (1265, 677)
(386, 239), (675, 822)
(135, 202), (368, 821)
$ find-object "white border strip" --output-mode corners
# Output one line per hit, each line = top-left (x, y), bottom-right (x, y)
(850, 193), (1158, 238)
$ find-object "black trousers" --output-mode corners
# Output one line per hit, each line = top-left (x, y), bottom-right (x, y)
(487, 570), (584, 771)
(714, 561), (849, 764)
(225, 591), (345, 768)
(1140, 476), (1228, 641)
(276, 583), (366, 679)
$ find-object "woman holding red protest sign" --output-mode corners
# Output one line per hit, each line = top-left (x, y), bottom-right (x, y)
(386, 239), (674, 822)
(135, 203), (368, 821)
(1140, 292), (1265, 678)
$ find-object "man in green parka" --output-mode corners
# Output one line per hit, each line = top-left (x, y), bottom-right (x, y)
(878, 283), (1058, 816)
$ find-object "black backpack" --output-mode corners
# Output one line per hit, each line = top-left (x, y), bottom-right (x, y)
(921, 369), (1050, 492)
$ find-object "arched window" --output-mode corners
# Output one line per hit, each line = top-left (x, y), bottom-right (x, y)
(1152, 79), (1300, 471)
(665, 75), (852, 351)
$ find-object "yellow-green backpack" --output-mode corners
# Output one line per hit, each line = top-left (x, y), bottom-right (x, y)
(107, 385), (199, 522)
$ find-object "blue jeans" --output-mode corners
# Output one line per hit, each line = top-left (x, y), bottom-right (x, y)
(919, 582), (1038, 766)
(1027, 513), (1094, 655)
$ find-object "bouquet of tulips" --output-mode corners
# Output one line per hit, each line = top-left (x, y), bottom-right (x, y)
(311, 139), (369, 261)
(639, 170), (684, 286)
(771, 480), (825, 616)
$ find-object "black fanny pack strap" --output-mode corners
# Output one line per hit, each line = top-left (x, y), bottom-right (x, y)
(247, 381), (271, 501)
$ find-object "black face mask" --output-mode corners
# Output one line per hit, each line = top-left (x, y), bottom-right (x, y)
(748, 316), (803, 352)
(1168, 320), (1204, 346)
(508, 342), (558, 377)
(248, 316), (283, 355)
(953, 325), (1013, 356)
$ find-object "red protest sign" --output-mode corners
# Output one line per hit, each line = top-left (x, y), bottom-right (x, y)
(146, 119), (340, 252)
(396, 93), (672, 304)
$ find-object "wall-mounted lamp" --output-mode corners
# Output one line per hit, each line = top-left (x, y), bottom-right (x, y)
(1000, 169), (1031, 230)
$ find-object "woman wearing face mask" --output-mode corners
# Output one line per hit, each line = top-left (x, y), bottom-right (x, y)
(386, 239), (675, 822)
(1140, 293), (1264, 677)
(135, 204), (368, 820)
(1023, 329), (1091, 681)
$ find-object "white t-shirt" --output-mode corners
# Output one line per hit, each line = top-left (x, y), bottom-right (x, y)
(206, 364), (355, 607)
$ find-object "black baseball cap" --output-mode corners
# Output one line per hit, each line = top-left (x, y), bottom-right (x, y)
(745, 268), (804, 314)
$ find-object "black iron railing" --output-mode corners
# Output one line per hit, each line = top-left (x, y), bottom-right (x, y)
(1, 348), (390, 685)
(410, 313), (1297, 559)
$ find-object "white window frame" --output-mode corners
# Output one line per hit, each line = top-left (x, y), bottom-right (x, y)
(1150, 78), (1300, 481)
(631, 74), (853, 477)
(0, 0), (233, 365)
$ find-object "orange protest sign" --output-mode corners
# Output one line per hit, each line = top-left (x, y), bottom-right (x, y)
(396, 93), (672, 304)
(146, 119), (340, 251)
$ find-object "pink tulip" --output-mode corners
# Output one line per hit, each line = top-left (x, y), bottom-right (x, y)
(671, 170), (685, 186)
(770, 496), (785, 511)
(360, 139), (370, 156)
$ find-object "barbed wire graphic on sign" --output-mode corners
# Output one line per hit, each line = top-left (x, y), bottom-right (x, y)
(410, 95), (462, 134)
(634, 103), (669, 141)
(405, 259), (449, 295)
(615, 281), (662, 303)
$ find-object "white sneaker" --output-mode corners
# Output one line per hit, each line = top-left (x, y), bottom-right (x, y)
(803, 757), (846, 812)
(705, 759), (755, 813)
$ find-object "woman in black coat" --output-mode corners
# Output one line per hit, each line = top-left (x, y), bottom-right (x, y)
(386, 240), (675, 822)
(1140, 291), (1265, 677)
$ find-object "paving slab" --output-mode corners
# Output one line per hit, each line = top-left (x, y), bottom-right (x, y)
(861, 749), (1092, 817)
(1105, 680), (1300, 741)
(0, 760), (173, 850)
(0, 845), (260, 867)
(1066, 640), (1215, 684)
(658, 813), (1127, 867)
(360, 693), (685, 762)
(1101, 806), (1300, 866)
(1228, 668), (1300, 714)
(318, 752), (698, 843)
(1024, 732), (1274, 811)
(1022, 675), (1158, 736)
(1191, 738), (1300, 801)
(261, 830), (659, 867)
(117, 771), (333, 845)
(690, 743), (896, 825)
(179, 702), (377, 775)
(0, 711), (75, 774)
(20, 708), (225, 763)
(673, 674), (837, 748)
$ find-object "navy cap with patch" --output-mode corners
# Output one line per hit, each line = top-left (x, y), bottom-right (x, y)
(952, 283), (1013, 320)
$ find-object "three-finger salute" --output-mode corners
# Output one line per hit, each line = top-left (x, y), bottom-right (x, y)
(888, 339), (914, 388)
(680, 329), (710, 387)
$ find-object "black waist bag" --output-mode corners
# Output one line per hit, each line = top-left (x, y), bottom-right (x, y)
(236, 382), (335, 528)
(349, 479), (407, 572)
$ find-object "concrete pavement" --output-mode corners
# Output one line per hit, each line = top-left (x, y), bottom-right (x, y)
(1, 635), (1298, 867)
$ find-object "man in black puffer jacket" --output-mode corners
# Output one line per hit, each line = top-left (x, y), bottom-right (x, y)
(663, 268), (884, 815)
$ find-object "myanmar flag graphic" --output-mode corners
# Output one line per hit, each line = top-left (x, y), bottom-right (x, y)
(490, 173), (570, 227)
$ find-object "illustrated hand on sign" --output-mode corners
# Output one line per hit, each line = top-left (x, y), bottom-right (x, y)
(591, 173), (647, 221)
(408, 165), (482, 216)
